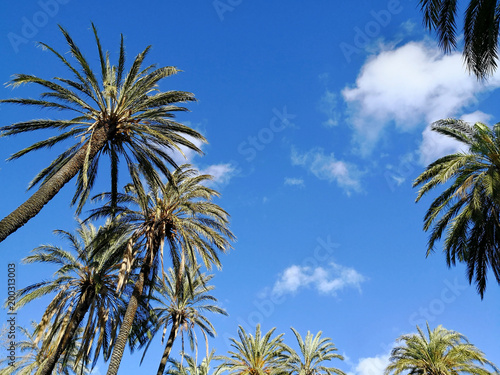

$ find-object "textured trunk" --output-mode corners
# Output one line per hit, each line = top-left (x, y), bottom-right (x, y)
(156, 314), (180, 375)
(106, 264), (149, 375)
(0, 126), (109, 243)
(39, 289), (94, 375)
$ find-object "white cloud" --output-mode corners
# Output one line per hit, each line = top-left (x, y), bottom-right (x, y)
(342, 41), (500, 154)
(352, 354), (391, 375)
(418, 110), (491, 166)
(199, 163), (238, 187)
(284, 177), (305, 187)
(291, 147), (362, 193)
(399, 20), (417, 35)
(460, 110), (492, 125)
(272, 262), (365, 297)
(419, 125), (464, 166)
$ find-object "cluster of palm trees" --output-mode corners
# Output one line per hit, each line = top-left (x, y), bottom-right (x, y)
(2, 1), (500, 372)
(5, 218), (231, 375)
(0, 25), (234, 374)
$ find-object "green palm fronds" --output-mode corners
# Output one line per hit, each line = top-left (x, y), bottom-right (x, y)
(91, 163), (235, 295)
(414, 119), (500, 297)
(0, 321), (90, 375)
(0, 23), (205, 242)
(284, 328), (346, 375)
(419, 0), (500, 79)
(13, 221), (131, 373)
(217, 325), (288, 375)
(103, 164), (234, 375)
(385, 323), (498, 375)
(166, 349), (217, 375)
(136, 266), (226, 375)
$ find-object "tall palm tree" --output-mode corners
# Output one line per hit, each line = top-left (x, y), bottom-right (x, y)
(284, 328), (346, 375)
(137, 266), (227, 375)
(216, 325), (288, 375)
(385, 323), (498, 375)
(414, 119), (500, 297)
(0, 23), (204, 243)
(166, 349), (217, 375)
(14, 221), (130, 375)
(99, 165), (234, 375)
(419, 0), (500, 79)
(0, 321), (90, 375)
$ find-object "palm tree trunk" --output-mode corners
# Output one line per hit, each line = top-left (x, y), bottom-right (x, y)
(0, 126), (109, 243)
(106, 263), (149, 375)
(39, 288), (95, 375)
(156, 314), (180, 375)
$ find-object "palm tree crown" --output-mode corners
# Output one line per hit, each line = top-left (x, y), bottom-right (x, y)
(216, 325), (288, 375)
(385, 323), (498, 375)
(95, 164), (235, 295)
(0, 23), (205, 242)
(414, 119), (500, 297)
(284, 328), (346, 375)
(14, 221), (129, 373)
(419, 0), (500, 79)
(138, 266), (227, 375)
(0, 321), (90, 375)
(101, 165), (234, 375)
(166, 349), (217, 375)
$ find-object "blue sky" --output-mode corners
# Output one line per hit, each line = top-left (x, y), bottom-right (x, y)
(1, 1), (499, 374)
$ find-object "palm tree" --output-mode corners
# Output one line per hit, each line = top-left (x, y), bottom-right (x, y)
(284, 328), (346, 375)
(0, 321), (90, 375)
(419, 0), (500, 79)
(216, 325), (287, 375)
(99, 165), (234, 375)
(166, 349), (217, 375)
(137, 266), (227, 375)
(14, 221), (130, 375)
(413, 119), (500, 297)
(385, 323), (498, 375)
(0, 23), (204, 243)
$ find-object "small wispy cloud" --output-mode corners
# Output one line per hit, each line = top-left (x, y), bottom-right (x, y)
(350, 353), (391, 375)
(318, 89), (340, 127)
(272, 262), (366, 297)
(284, 177), (305, 188)
(291, 147), (362, 194)
(199, 163), (238, 187)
